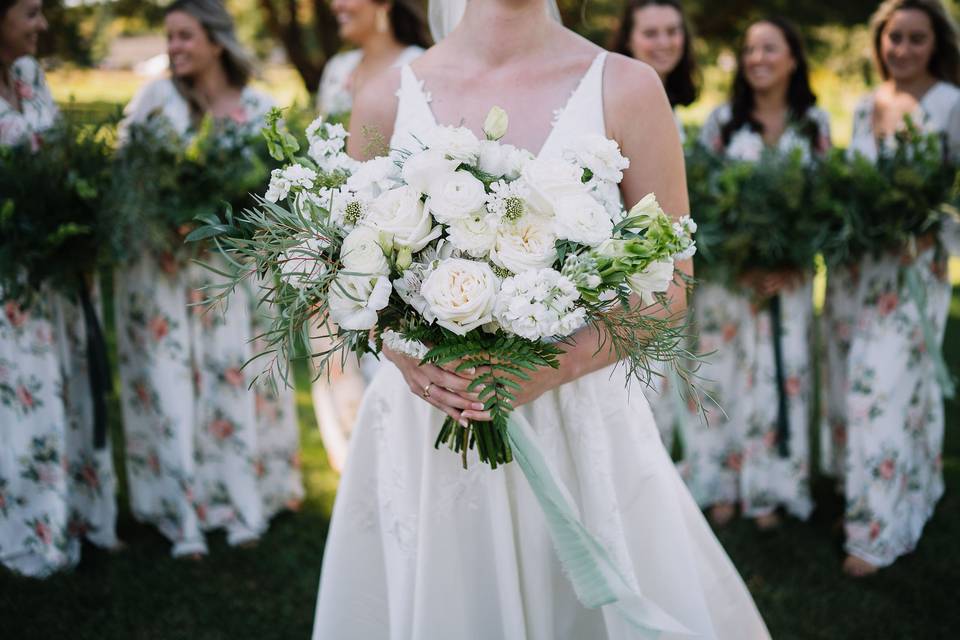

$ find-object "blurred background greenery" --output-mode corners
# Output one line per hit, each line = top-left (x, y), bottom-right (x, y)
(1, 1), (958, 638)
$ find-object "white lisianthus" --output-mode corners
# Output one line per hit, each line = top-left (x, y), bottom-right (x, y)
(564, 134), (630, 184)
(393, 262), (436, 323)
(446, 211), (499, 258)
(265, 164), (316, 202)
(626, 259), (675, 306)
(520, 157), (586, 216)
(727, 129), (764, 162)
(402, 148), (459, 195)
(426, 125), (481, 163)
(381, 329), (429, 359)
(483, 106), (509, 141)
(425, 170), (487, 223)
(627, 192), (664, 220)
(552, 191), (613, 247)
(346, 156), (400, 199)
(494, 268), (586, 340)
(328, 274), (392, 330)
(340, 226), (390, 276)
(420, 258), (499, 335)
(490, 213), (558, 274)
(478, 141), (533, 180)
(677, 215), (698, 234)
(279, 236), (329, 290)
(365, 185), (442, 251)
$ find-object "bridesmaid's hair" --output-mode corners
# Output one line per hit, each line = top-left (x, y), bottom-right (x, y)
(609, 0), (698, 107)
(163, 0), (255, 122)
(870, 0), (960, 85)
(0, 0), (14, 18)
(720, 17), (818, 150)
(379, 0), (433, 50)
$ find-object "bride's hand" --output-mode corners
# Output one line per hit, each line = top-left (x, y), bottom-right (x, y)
(382, 345), (485, 424)
(457, 365), (564, 423)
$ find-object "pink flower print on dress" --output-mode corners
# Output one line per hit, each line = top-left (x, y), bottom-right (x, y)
(291, 451), (302, 469)
(14, 80), (33, 101)
(835, 320), (851, 342)
(876, 292), (898, 317)
(725, 451), (743, 471)
(869, 521), (881, 540)
(188, 288), (205, 315)
(878, 458), (895, 480)
(763, 430), (777, 449)
(34, 520), (52, 545)
(785, 375), (802, 398)
(224, 367), (245, 388)
(254, 458), (266, 478)
(80, 463), (100, 489)
(16, 384), (34, 409)
(135, 382), (152, 409)
(229, 105), (248, 125)
(148, 316), (169, 342)
(209, 418), (235, 441)
(4, 301), (27, 328)
(722, 323), (738, 343)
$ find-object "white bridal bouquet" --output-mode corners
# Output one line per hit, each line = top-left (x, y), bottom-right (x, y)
(198, 106), (697, 469)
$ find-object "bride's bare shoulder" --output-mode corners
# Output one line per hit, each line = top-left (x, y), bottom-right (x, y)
(602, 53), (674, 136)
(348, 67), (403, 160)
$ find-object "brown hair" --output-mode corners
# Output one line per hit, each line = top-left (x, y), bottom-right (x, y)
(870, 0), (960, 85)
(164, 0), (255, 123)
(609, 0), (698, 107)
(379, 0), (433, 50)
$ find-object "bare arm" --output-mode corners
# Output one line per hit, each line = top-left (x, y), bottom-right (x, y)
(346, 68), (401, 160)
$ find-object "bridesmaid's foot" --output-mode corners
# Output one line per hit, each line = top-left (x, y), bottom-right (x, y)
(843, 555), (879, 577)
(709, 503), (735, 527)
(754, 513), (781, 531)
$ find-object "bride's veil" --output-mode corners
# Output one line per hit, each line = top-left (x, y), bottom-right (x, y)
(429, 0), (562, 41)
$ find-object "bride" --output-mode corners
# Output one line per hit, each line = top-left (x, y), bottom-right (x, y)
(313, 1), (770, 638)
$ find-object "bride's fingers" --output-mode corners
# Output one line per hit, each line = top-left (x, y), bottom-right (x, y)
(406, 372), (466, 423)
(427, 385), (486, 413)
(460, 409), (493, 422)
(438, 358), (477, 377)
(423, 365), (478, 396)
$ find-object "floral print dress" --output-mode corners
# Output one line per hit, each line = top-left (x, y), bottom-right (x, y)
(114, 78), (303, 557)
(826, 82), (960, 567)
(0, 57), (118, 577)
(675, 104), (829, 518)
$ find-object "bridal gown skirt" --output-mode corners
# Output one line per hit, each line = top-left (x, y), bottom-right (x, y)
(313, 362), (770, 639)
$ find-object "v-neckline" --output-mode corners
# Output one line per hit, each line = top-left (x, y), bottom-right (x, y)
(405, 52), (604, 159)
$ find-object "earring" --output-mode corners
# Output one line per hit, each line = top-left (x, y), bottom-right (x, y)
(376, 7), (389, 34)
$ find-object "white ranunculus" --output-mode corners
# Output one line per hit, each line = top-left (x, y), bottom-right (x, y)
(340, 226), (390, 276)
(365, 185), (442, 252)
(425, 170), (487, 224)
(279, 236), (330, 290)
(328, 274), (392, 330)
(626, 259), (675, 306)
(552, 192), (613, 247)
(490, 213), (558, 274)
(402, 148), (459, 195)
(520, 157), (586, 216)
(477, 141), (532, 180)
(420, 258), (498, 335)
(564, 134), (630, 184)
(426, 125), (481, 163)
(346, 156), (400, 199)
(483, 106), (509, 141)
(446, 211), (499, 258)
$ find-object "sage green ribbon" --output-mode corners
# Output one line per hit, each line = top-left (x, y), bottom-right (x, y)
(903, 264), (955, 399)
(506, 413), (694, 637)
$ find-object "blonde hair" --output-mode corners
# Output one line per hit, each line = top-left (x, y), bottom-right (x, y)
(164, 0), (255, 122)
(870, 0), (960, 85)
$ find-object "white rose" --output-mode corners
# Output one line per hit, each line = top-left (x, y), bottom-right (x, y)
(365, 185), (442, 252)
(446, 211), (499, 258)
(340, 226), (390, 276)
(402, 148), (459, 195)
(477, 141), (531, 180)
(483, 106), (509, 141)
(552, 192), (613, 247)
(426, 125), (481, 163)
(425, 170), (487, 224)
(489, 213), (558, 274)
(279, 236), (329, 290)
(520, 157), (586, 216)
(626, 259), (675, 306)
(420, 258), (498, 335)
(328, 274), (392, 330)
(346, 156), (400, 199)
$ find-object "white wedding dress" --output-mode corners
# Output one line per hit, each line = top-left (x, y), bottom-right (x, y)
(312, 52), (770, 640)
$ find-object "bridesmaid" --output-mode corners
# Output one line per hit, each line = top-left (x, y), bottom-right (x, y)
(312, 0), (430, 473)
(610, 0), (699, 449)
(687, 18), (830, 529)
(0, 0), (118, 577)
(114, 0), (302, 558)
(833, 0), (960, 577)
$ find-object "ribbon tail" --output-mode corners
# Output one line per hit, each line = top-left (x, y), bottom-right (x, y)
(769, 294), (791, 458)
(904, 265), (955, 399)
(505, 413), (694, 637)
(79, 281), (111, 449)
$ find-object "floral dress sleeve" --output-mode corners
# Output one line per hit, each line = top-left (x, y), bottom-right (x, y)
(698, 104), (729, 154)
(0, 57), (58, 148)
